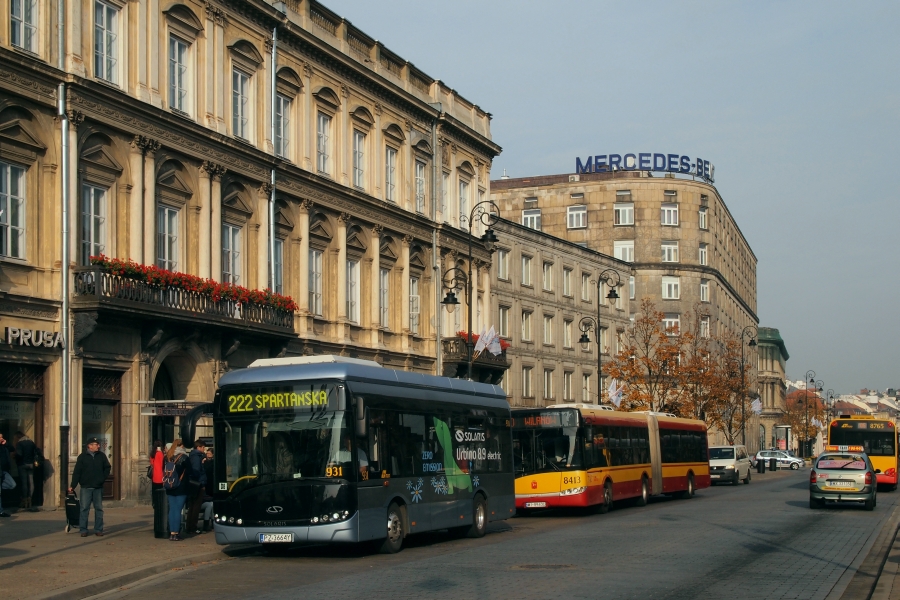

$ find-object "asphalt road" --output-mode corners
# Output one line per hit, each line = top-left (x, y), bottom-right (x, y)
(92, 468), (898, 600)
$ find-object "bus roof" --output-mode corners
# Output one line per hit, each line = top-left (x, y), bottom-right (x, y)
(217, 358), (509, 408)
(510, 405), (706, 430)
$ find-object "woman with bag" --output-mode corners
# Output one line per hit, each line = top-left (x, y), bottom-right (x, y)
(149, 440), (164, 505)
(163, 439), (190, 541)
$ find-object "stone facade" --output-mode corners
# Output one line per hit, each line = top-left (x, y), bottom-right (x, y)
(491, 219), (631, 407)
(757, 327), (790, 449)
(0, 0), (499, 507)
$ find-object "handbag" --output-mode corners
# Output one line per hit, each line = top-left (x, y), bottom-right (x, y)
(146, 464), (153, 480)
(1, 471), (16, 490)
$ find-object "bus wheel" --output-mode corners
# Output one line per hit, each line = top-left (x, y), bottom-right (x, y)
(679, 474), (695, 499)
(635, 477), (649, 507)
(379, 503), (405, 554)
(597, 481), (613, 514)
(466, 496), (488, 538)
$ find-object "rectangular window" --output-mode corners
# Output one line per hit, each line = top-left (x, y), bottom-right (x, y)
(661, 241), (679, 262)
(582, 374), (591, 403)
(441, 171), (449, 220)
(581, 273), (591, 301)
(563, 268), (572, 296)
(268, 238), (284, 294)
(661, 201), (679, 226)
(346, 260), (359, 323)
(309, 249), (323, 315)
(599, 327), (608, 352)
(542, 262), (552, 291)
(497, 249), (509, 280)
(274, 94), (291, 158)
(499, 372), (509, 396)
(543, 369), (553, 400)
(384, 147), (397, 202)
(81, 185), (106, 266)
(409, 276), (420, 334)
(523, 367), (533, 398)
(232, 69), (250, 139)
(353, 130), (366, 189)
(156, 205), (178, 270)
(499, 306), (509, 337)
(522, 209), (541, 231)
(700, 316), (710, 339)
(378, 267), (390, 328)
(567, 205), (587, 229)
(543, 314), (553, 345)
(415, 161), (426, 214)
(699, 206), (708, 230)
(563, 319), (572, 348)
(521, 311), (532, 341)
(663, 314), (680, 334)
(458, 179), (469, 225)
(629, 276), (635, 300)
(10, 0), (37, 52)
(700, 279), (710, 303)
(168, 36), (189, 112)
(0, 162), (26, 259)
(564, 372), (573, 401)
(662, 276), (680, 299)
(699, 243), (708, 266)
(614, 202), (634, 226)
(221, 224), (241, 284)
(521, 255), (532, 286)
(317, 112), (331, 174)
(94, 0), (118, 84)
(614, 240), (634, 263)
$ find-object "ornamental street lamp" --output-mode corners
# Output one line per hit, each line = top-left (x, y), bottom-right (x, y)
(440, 199), (500, 381)
(803, 370), (817, 458)
(825, 388), (835, 433)
(739, 325), (758, 446)
(577, 269), (621, 404)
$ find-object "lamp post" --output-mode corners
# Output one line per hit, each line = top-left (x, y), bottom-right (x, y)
(814, 379), (824, 455)
(825, 388), (835, 432)
(739, 325), (758, 446)
(803, 370), (816, 458)
(577, 269), (621, 404)
(440, 200), (499, 381)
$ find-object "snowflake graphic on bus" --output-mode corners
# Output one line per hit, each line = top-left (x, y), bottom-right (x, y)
(406, 478), (424, 503)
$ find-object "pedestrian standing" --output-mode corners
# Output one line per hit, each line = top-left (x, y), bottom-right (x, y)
(15, 432), (37, 510)
(186, 440), (207, 534)
(150, 440), (164, 504)
(0, 433), (12, 517)
(69, 437), (111, 537)
(164, 439), (190, 541)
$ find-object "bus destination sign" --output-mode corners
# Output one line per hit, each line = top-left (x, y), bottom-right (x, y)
(513, 410), (578, 429)
(224, 384), (336, 414)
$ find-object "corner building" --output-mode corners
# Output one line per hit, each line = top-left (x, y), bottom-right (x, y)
(492, 171), (758, 343)
(0, 0), (500, 507)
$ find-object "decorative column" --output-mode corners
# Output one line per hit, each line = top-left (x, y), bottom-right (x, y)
(302, 63), (313, 171)
(482, 262), (491, 331)
(128, 137), (145, 261)
(209, 165), (226, 279)
(339, 84), (350, 186)
(138, 137), (161, 265)
(297, 200), (312, 313)
(197, 163), (212, 278)
(257, 183), (272, 290)
(369, 224), (382, 347)
(404, 120), (414, 211)
(400, 235), (412, 352)
(66, 111), (84, 264)
(336, 213), (350, 322)
(373, 103), (383, 199)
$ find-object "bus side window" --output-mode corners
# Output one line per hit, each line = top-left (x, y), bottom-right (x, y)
(590, 427), (609, 468)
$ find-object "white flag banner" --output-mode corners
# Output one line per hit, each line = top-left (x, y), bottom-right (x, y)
(487, 327), (503, 356)
(473, 326), (488, 356)
(608, 378), (625, 407)
(751, 399), (762, 415)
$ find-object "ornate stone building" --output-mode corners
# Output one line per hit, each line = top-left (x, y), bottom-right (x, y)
(0, 0), (500, 507)
(757, 327), (789, 450)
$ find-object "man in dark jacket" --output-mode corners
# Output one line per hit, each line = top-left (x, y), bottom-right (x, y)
(0, 433), (11, 517)
(15, 432), (37, 509)
(68, 437), (111, 537)
(185, 440), (207, 533)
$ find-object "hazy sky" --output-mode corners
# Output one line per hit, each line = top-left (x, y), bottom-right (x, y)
(328, 1), (900, 394)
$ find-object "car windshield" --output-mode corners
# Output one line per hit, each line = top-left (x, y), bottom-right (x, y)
(709, 448), (735, 460)
(816, 454), (867, 470)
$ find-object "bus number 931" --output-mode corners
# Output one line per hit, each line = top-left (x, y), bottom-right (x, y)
(325, 466), (343, 477)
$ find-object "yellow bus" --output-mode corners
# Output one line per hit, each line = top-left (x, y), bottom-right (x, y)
(828, 415), (898, 490)
(512, 404), (710, 513)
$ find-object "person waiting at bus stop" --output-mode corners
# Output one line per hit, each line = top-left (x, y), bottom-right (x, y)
(186, 440), (207, 534)
(164, 440), (190, 541)
(69, 438), (111, 537)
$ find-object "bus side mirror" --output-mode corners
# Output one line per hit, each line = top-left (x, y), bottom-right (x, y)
(876, 469), (882, 474)
(355, 397), (367, 438)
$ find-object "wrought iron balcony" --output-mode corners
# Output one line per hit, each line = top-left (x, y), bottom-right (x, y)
(441, 337), (509, 384)
(73, 267), (295, 334)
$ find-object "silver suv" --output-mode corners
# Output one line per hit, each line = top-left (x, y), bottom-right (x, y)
(709, 445), (752, 485)
(755, 449), (804, 470)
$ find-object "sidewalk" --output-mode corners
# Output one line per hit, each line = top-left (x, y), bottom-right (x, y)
(872, 516), (900, 600)
(0, 505), (252, 600)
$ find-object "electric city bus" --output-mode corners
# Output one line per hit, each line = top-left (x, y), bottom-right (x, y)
(828, 415), (898, 489)
(182, 355), (514, 553)
(512, 404), (710, 513)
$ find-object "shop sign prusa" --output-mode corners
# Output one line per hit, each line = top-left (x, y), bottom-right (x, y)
(3, 326), (65, 349)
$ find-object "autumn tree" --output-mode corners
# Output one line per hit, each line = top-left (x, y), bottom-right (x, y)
(678, 305), (721, 429)
(705, 334), (754, 445)
(784, 389), (825, 453)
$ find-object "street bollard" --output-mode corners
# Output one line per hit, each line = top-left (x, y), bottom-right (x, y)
(769, 457), (777, 471)
(153, 488), (169, 539)
(758, 459), (766, 474)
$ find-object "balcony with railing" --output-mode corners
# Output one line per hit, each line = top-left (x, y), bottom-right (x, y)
(73, 267), (295, 335)
(441, 337), (509, 384)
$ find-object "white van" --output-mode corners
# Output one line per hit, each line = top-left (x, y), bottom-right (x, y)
(709, 445), (752, 485)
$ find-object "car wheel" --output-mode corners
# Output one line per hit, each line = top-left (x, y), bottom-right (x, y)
(733, 471), (740, 486)
(379, 503), (405, 554)
(635, 477), (649, 507)
(743, 469), (751, 484)
(810, 496), (823, 509)
(597, 480), (613, 514)
(790, 462), (800, 470)
(865, 496), (875, 511)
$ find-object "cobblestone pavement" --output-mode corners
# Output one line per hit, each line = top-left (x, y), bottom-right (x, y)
(92, 469), (898, 600)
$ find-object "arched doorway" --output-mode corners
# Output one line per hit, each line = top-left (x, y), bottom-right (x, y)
(150, 363), (175, 447)
(148, 345), (212, 450)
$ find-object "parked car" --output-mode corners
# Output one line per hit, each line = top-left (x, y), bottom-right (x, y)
(810, 446), (878, 510)
(755, 449), (804, 470)
(709, 445), (753, 485)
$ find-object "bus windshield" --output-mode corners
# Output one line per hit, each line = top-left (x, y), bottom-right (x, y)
(221, 410), (354, 495)
(829, 427), (896, 457)
(513, 427), (583, 476)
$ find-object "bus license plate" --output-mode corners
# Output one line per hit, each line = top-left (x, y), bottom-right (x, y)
(525, 502), (547, 508)
(259, 533), (293, 543)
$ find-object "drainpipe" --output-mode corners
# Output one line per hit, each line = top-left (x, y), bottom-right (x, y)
(429, 104), (442, 376)
(58, 83), (71, 504)
(268, 24), (278, 291)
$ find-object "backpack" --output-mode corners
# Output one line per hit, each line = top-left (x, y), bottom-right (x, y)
(162, 456), (185, 490)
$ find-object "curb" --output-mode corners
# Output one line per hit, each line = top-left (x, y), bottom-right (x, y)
(33, 546), (259, 600)
(836, 500), (900, 600)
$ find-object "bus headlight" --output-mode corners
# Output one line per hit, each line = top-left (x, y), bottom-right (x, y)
(236, 518), (243, 525)
(561, 487), (587, 495)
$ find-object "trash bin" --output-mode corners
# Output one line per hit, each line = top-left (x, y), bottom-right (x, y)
(758, 459), (766, 474)
(769, 457), (777, 471)
(153, 488), (169, 539)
